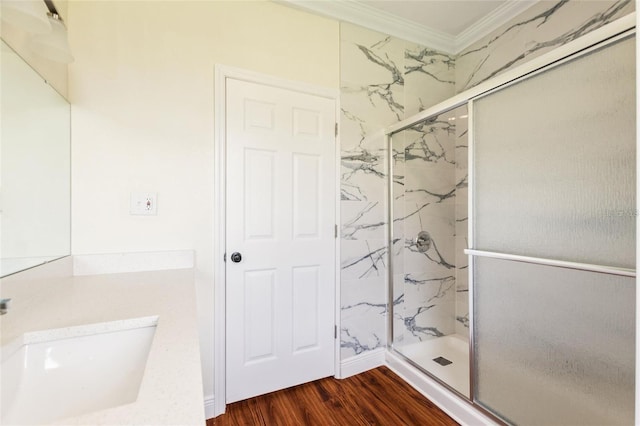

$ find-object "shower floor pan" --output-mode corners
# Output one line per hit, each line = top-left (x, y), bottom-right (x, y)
(395, 334), (470, 398)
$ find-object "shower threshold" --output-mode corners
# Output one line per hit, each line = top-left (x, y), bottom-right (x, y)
(395, 334), (470, 398)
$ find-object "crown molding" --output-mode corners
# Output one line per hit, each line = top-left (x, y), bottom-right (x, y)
(455, 0), (537, 53)
(276, 0), (539, 55)
(275, 0), (455, 53)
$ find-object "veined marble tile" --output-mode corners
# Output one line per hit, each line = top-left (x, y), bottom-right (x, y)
(405, 43), (455, 115)
(403, 200), (455, 238)
(403, 248), (456, 282)
(390, 236), (404, 277)
(454, 107), (469, 171)
(341, 130), (387, 202)
(341, 84), (403, 141)
(390, 136), (406, 179)
(404, 119), (456, 166)
(341, 24), (405, 138)
(390, 126), (408, 151)
(390, 273), (407, 345)
(403, 220), (455, 275)
(405, 163), (456, 207)
(390, 140), (406, 230)
(391, 102), (461, 348)
(403, 272), (456, 310)
(391, 171), (405, 196)
(341, 169), (386, 202)
(454, 186), (468, 220)
(341, 200), (386, 240)
(456, 0), (634, 92)
(340, 276), (388, 357)
(455, 213), (468, 242)
(392, 198), (405, 240)
(340, 85), (403, 126)
(341, 239), (388, 280)
(338, 23), (402, 366)
(455, 148), (468, 172)
(340, 107), (370, 152)
(455, 289), (470, 337)
(455, 235), (469, 286)
(398, 271), (457, 342)
(341, 23), (405, 90)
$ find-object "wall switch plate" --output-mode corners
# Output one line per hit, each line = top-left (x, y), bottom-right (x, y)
(130, 192), (157, 215)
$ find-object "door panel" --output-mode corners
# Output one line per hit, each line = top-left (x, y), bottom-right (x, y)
(293, 154), (321, 238)
(226, 78), (336, 403)
(244, 149), (276, 240)
(292, 265), (320, 352)
(243, 269), (277, 363)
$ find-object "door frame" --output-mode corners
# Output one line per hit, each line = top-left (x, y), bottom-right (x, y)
(213, 65), (341, 417)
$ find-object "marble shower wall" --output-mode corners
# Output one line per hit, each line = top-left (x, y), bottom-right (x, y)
(340, 23), (455, 358)
(456, 0), (634, 92)
(339, 0), (635, 360)
(391, 105), (469, 348)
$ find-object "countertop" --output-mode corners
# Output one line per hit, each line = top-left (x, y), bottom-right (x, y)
(0, 258), (205, 425)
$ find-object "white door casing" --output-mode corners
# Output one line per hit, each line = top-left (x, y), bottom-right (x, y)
(224, 78), (337, 403)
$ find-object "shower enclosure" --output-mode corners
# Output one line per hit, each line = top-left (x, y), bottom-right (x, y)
(388, 105), (470, 398)
(386, 21), (636, 425)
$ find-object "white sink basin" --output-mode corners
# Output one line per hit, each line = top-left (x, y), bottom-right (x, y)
(1, 317), (158, 425)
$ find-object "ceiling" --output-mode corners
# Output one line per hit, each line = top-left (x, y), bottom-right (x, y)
(277, 0), (538, 54)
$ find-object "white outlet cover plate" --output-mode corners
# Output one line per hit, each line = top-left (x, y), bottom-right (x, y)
(130, 192), (157, 215)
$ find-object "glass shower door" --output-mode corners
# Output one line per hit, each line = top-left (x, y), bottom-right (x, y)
(470, 33), (635, 425)
(389, 105), (470, 398)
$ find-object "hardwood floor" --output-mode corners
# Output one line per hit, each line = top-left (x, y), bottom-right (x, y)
(208, 366), (459, 426)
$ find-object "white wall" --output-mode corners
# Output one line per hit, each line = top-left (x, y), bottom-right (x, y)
(66, 0), (339, 404)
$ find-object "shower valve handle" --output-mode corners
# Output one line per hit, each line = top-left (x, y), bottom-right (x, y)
(415, 231), (432, 253)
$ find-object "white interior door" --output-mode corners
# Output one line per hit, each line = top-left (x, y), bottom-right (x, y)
(225, 78), (336, 403)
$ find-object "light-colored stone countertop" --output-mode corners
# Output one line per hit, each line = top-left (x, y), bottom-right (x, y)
(0, 257), (205, 425)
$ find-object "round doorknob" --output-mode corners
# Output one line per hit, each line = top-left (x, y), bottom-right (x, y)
(230, 252), (242, 263)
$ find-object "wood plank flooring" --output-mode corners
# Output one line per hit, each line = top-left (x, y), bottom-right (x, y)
(208, 366), (459, 426)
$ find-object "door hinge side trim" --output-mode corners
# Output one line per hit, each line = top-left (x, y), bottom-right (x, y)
(335, 123), (338, 137)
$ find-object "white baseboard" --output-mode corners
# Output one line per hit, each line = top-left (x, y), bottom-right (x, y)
(339, 347), (386, 378)
(204, 394), (216, 420)
(385, 351), (499, 426)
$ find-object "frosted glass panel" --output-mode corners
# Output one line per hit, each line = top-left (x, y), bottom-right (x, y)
(473, 35), (635, 268)
(474, 257), (635, 425)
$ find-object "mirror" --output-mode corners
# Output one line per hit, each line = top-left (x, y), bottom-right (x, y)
(0, 40), (71, 277)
